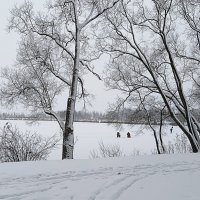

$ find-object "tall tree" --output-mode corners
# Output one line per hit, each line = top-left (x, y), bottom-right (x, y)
(5, 0), (119, 159)
(97, 0), (200, 152)
(1, 34), (69, 134)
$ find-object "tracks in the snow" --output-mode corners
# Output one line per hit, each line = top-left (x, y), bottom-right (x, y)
(1, 160), (199, 200)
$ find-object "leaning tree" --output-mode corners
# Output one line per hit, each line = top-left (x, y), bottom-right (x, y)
(96, 0), (200, 152)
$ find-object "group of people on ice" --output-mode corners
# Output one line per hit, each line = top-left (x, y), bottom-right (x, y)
(117, 132), (131, 138)
(116, 126), (173, 138)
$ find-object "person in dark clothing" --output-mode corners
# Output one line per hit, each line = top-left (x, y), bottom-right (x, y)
(117, 132), (121, 138)
(127, 132), (131, 138)
(170, 126), (173, 133)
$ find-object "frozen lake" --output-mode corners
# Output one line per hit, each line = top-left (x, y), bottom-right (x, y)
(0, 120), (181, 160)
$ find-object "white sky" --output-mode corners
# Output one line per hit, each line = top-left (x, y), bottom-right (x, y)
(0, 0), (118, 113)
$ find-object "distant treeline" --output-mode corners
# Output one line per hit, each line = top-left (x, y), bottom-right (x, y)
(0, 111), (111, 123)
(1, 108), (200, 125)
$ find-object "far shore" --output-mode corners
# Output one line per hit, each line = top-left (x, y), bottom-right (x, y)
(0, 118), (175, 125)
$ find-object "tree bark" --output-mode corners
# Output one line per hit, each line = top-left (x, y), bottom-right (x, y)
(159, 111), (165, 153)
(62, 32), (80, 158)
(153, 130), (161, 154)
(62, 2), (80, 159)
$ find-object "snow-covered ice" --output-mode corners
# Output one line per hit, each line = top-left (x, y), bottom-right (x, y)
(0, 154), (200, 200)
(0, 120), (181, 159)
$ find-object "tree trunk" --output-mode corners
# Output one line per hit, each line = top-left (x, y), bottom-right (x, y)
(159, 110), (165, 153)
(186, 130), (199, 153)
(62, 17), (80, 159)
(153, 130), (161, 154)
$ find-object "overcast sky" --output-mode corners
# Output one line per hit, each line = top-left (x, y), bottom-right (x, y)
(0, 0), (118, 113)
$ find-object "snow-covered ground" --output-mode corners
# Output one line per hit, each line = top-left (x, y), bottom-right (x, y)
(0, 120), (180, 159)
(0, 153), (200, 200)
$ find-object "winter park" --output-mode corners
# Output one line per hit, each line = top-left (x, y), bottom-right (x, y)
(0, 0), (200, 199)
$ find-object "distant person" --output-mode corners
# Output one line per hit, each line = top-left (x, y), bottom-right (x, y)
(117, 132), (121, 138)
(4, 122), (11, 129)
(170, 126), (173, 133)
(127, 132), (131, 138)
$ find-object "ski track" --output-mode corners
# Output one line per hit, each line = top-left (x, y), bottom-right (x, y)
(89, 161), (200, 200)
(1, 160), (200, 200)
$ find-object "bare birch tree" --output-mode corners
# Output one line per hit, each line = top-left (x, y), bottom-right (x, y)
(4, 0), (119, 159)
(97, 0), (200, 152)
(1, 34), (67, 132)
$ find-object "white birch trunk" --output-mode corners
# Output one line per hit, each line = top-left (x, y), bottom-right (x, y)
(62, 1), (80, 159)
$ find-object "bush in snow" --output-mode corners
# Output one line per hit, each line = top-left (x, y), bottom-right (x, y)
(166, 134), (192, 154)
(90, 141), (124, 159)
(152, 133), (192, 155)
(0, 123), (59, 162)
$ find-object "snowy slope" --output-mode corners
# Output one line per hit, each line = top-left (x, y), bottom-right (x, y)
(0, 154), (200, 200)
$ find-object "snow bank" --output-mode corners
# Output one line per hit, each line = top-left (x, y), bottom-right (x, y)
(0, 153), (200, 200)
